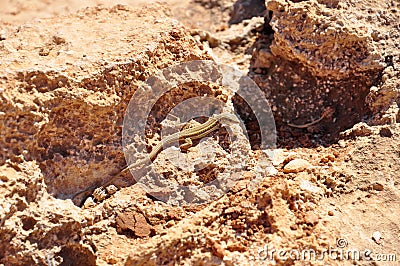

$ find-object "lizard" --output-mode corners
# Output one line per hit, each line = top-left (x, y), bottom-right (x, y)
(73, 112), (239, 203)
(287, 107), (335, 129)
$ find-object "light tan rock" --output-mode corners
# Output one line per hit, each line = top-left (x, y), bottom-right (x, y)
(283, 159), (312, 173)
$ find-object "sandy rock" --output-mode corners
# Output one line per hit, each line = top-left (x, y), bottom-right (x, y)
(0, 3), (208, 265)
(340, 122), (378, 138)
(1, 0), (400, 265)
(116, 211), (152, 237)
(229, 0), (266, 24)
(251, 0), (399, 139)
(93, 187), (108, 202)
(0, 3), (207, 199)
(106, 184), (118, 195)
(215, 17), (264, 46)
(304, 211), (319, 225)
(299, 180), (322, 194)
(283, 159), (312, 173)
(270, 149), (295, 166)
(82, 196), (95, 209)
(268, 0), (383, 78)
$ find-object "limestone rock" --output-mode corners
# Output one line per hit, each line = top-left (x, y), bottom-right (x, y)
(283, 159), (312, 173)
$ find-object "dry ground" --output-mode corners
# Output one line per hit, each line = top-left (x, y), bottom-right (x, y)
(0, 0), (399, 265)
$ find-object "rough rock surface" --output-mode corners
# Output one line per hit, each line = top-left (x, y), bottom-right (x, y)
(0, 4), (207, 199)
(250, 0), (400, 144)
(283, 158), (312, 173)
(1, 0), (400, 265)
(268, 0), (384, 78)
(0, 4), (210, 265)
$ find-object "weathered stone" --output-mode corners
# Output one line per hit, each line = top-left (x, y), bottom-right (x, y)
(283, 159), (312, 173)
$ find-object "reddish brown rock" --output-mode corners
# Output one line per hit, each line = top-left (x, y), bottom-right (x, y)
(116, 211), (151, 237)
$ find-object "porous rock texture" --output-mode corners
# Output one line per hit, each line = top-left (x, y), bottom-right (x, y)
(0, 4), (207, 198)
(0, 4), (210, 265)
(251, 0), (400, 143)
(1, 0), (400, 265)
(268, 0), (384, 78)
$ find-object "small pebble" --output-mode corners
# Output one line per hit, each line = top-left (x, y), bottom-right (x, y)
(93, 187), (107, 201)
(106, 184), (118, 195)
(379, 127), (392, 137)
(300, 180), (322, 194)
(372, 182), (384, 191)
(82, 197), (95, 209)
(283, 159), (312, 173)
(338, 140), (346, 148)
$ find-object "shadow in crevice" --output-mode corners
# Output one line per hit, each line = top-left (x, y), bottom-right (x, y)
(57, 244), (96, 266)
(242, 6), (384, 148)
(228, 0), (266, 25)
(231, 94), (262, 150)
(249, 56), (382, 148)
(31, 98), (126, 206)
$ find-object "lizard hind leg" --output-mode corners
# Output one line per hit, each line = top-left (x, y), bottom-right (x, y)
(180, 137), (193, 151)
